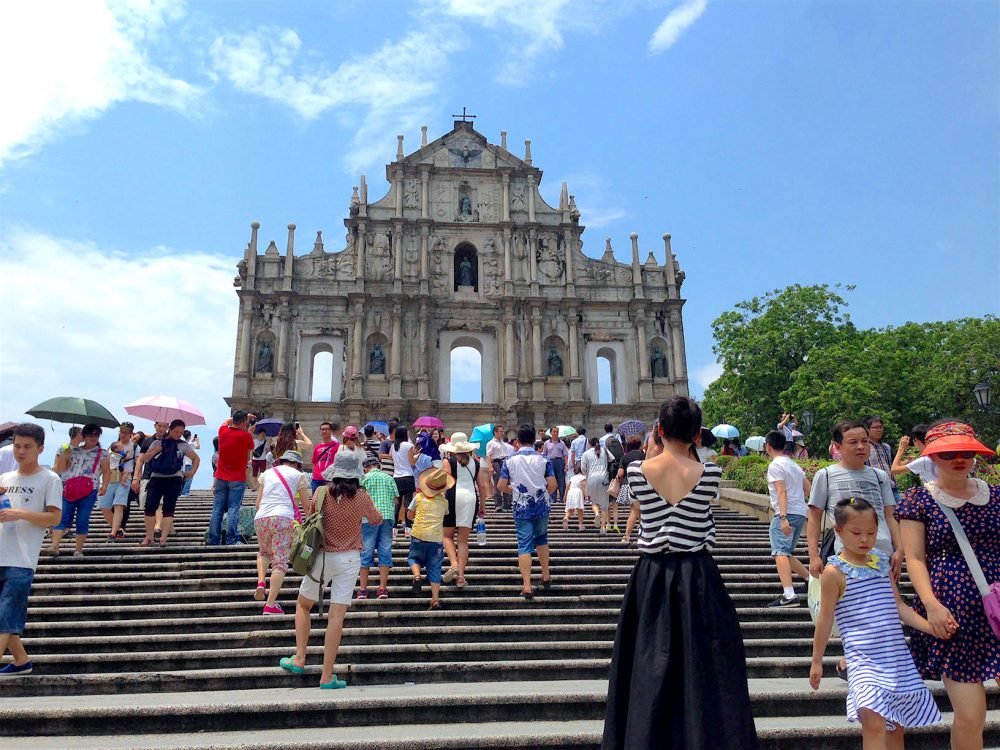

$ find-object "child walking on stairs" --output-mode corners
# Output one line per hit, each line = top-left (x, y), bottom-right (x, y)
(810, 497), (955, 749)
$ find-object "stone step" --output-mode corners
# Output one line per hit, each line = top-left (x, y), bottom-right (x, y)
(1, 680), (996, 747)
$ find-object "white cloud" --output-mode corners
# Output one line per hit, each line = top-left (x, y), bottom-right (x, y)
(693, 361), (724, 390)
(0, 0), (201, 167)
(209, 26), (464, 173)
(450, 347), (482, 383)
(0, 226), (239, 487)
(649, 0), (708, 54)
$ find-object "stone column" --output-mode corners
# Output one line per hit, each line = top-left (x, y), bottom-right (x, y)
(283, 224), (295, 292)
(419, 225), (430, 295)
(630, 232), (644, 300)
(390, 306), (402, 399)
(527, 174), (536, 223)
(563, 230), (574, 296)
(568, 310), (581, 402)
(420, 167), (430, 219)
(355, 221), (367, 283)
(417, 303), (429, 399)
(528, 229), (538, 293)
(531, 306), (544, 401)
(662, 233), (677, 299)
(501, 172), (510, 222)
(393, 222), (403, 292)
(670, 310), (688, 391)
(237, 308), (253, 376)
(636, 313), (653, 401)
(352, 310), (364, 398)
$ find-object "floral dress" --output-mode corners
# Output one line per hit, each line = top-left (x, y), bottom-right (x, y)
(893, 481), (1000, 682)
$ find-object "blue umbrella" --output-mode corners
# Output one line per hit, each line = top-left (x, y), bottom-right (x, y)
(365, 420), (389, 436)
(711, 424), (740, 439)
(253, 418), (283, 437)
(617, 419), (647, 438)
(469, 423), (494, 458)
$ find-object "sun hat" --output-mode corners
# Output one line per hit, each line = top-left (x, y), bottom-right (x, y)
(342, 426), (360, 441)
(362, 456), (379, 468)
(322, 449), (365, 481)
(417, 466), (456, 497)
(440, 431), (479, 454)
(793, 435), (806, 446)
(920, 421), (994, 458)
(278, 450), (303, 464)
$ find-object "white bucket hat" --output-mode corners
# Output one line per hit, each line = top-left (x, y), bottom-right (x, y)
(441, 431), (479, 454)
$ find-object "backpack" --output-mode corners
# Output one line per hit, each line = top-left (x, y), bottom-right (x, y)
(290, 487), (326, 577)
(605, 435), (625, 482)
(149, 438), (184, 475)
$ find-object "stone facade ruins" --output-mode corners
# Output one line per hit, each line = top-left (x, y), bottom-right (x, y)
(227, 119), (689, 433)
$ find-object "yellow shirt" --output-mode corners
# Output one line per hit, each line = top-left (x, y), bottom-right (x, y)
(410, 491), (448, 543)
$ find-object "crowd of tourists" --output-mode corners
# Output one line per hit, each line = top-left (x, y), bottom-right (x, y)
(0, 399), (997, 750)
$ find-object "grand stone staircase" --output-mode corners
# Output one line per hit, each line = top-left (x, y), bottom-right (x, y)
(1, 490), (996, 749)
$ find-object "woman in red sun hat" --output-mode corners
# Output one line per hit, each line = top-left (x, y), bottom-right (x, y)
(894, 419), (999, 750)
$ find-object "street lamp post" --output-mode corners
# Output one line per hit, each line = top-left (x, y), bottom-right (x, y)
(973, 375), (994, 414)
(800, 410), (814, 435)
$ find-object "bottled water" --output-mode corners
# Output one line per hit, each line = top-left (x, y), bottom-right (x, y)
(0, 493), (10, 524)
(476, 517), (487, 546)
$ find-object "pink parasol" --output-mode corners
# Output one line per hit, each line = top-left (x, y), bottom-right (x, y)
(413, 415), (445, 430)
(124, 396), (206, 426)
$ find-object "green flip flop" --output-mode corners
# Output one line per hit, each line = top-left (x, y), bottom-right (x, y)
(320, 675), (347, 689)
(279, 656), (305, 674)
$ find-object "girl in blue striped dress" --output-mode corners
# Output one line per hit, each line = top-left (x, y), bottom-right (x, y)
(810, 497), (956, 748)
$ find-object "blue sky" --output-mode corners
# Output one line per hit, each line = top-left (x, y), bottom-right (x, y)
(1, 0), (997, 482)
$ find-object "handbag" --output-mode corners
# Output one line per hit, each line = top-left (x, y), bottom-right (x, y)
(936, 502), (1000, 640)
(64, 449), (102, 502)
(607, 477), (621, 499)
(273, 467), (304, 524)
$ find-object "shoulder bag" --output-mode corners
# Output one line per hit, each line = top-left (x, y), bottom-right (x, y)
(64, 449), (103, 502)
(935, 501), (1000, 639)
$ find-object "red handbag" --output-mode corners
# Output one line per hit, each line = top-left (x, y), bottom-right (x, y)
(63, 449), (102, 502)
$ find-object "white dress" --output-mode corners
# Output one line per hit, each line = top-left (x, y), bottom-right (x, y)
(565, 474), (586, 510)
(453, 459), (478, 528)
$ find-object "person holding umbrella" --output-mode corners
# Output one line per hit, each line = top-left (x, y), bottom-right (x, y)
(133, 420), (199, 548)
(49, 424), (110, 557)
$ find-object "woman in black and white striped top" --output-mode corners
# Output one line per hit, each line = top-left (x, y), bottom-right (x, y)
(602, 397), (758, 750)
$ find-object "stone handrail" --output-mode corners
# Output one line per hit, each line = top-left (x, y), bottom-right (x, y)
(717, 480), (773, 523)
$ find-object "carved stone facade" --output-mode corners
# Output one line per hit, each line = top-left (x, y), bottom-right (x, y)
(227, 120), (689, 433)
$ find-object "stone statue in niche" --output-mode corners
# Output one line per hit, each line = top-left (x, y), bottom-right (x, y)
(458, 256), (475, 287)
(547, 348), (563, 377)
(256, 340), (273, 374)
(651, 347), (668, 379)
(403, 180), (420, 209)
(459, 195), (472, 217)
(512, 232), (528, 281)
(656, 310), (667, 335)
(483, 251), (502, 297)
(369, 344), (386, 375)
(430, 244), (448, 294)
(511, 183), (526, 212)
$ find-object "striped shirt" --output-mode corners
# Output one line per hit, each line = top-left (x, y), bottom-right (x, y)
(361, 469), (398, 519)
(627, 461), (719, 554)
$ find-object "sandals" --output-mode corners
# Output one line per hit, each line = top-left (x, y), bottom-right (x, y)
(411, 576), (423, 592)
(279, 656), (305, 674)
(139, 537), (153, 548)
(320, 675), (347, 689)
(520, 588), (534, 600)
(541, 578), (552, 592)
(456, 576), (467, 588)
(428, 600), (443, 610)
(836, 663), (849, 682)
(442, 566), (459, 584)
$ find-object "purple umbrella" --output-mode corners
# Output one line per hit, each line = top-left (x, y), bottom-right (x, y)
(413, 415), (445, 430)
(617, 419), (647, 438)
(253, 418), (284, 437)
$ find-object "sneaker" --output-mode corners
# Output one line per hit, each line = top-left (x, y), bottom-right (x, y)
(599, 524), (607, 535)
(72, 551), (84, 558)
(577, 522), (585, 531)
(376, 587), (389, 600)
(262, 603), (284, 615)
(356, 588), (369, 600)
(0, 662), (33, 677)
(254, 583), (266, 601)
(767, 594), (801, 608)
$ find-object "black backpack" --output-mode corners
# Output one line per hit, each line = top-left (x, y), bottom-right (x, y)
(605, 435), (625, 481)
(149, 438), (184, 475)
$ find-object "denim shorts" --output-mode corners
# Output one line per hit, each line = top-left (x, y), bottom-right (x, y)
(0, 566), (34, 635)
(97, 482), (130, 510)
(361, 520), (394, 567)
(515, 516), (549, 555)
(55, 491), (97, 535)
(769, 513), (806, 556)
(407, 538), (444, 583)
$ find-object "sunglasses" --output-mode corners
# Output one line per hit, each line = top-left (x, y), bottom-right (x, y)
(937, 451), (976, 460)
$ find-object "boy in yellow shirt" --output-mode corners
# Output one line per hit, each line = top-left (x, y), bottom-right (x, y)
(406, 467), (454, 610)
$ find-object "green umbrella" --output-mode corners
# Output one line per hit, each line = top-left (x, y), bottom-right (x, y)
(26, 397), (120, 429)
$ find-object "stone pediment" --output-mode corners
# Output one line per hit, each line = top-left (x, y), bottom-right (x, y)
(399, 123), (533, 173)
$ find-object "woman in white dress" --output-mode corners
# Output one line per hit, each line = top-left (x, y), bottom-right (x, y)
(580, 436), (610, 530)
(441, 433), (491, 587)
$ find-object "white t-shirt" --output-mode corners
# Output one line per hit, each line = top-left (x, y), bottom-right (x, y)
(255, 465), (306, 521)
(0, 468), (63, 570)
(906, 456), (938, 483)
(696, 446), (718, 463)
(391, 441), (415, 478)
(766, 456), (808, 516)
(0, 445), (15, 476)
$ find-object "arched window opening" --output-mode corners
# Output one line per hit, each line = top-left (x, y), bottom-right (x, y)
(450, 346), (482, 403)
(596, 348), (617, 404)
(311, 350), (333, 401)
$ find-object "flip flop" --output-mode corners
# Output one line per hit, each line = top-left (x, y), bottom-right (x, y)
(320, 675), (347, 689)
(520, 588), (534, 600)
(279, 656), (305, 674)
(540, 578), (552, 591)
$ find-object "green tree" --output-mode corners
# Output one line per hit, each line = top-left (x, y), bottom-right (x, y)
(702, 284), (854, 434)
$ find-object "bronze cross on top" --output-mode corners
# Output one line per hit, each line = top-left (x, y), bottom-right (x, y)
(452, 107), (476, 122)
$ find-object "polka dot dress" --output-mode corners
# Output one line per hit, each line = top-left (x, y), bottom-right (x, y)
(894, 482), (1000, 682)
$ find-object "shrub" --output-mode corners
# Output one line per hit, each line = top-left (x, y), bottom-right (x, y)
(714, 455), (736, 470)
(721, 454), (833, 495)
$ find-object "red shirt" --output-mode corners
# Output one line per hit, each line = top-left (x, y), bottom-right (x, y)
(311, 440), (339, 481)
(215, 424), (254, 482)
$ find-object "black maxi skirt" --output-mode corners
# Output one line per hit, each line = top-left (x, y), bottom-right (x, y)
(602, 550), (759, 750)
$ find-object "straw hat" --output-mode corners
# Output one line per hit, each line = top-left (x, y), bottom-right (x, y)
(417, 466), (456, 497)
(920, 421), (993, 458)
(440, 431), (479, 454)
